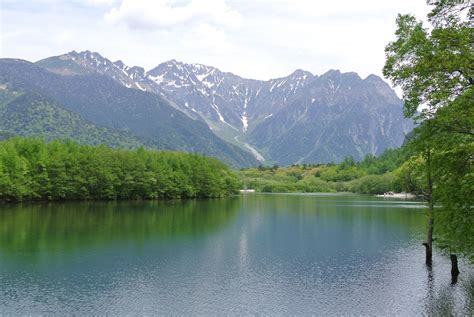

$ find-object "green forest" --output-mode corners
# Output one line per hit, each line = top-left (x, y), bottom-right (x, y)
(0, 137), (240, 201)
(239, 147), (412, 195)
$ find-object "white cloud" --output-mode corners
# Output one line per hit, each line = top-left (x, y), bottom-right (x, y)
(1, 0), (431, 81)
(104, 0), (242, 30)
(85, 0), (117, 6)
(55, 30), (73, 43)
(273, 0), (422, 18)
(185, 23), (233, 52)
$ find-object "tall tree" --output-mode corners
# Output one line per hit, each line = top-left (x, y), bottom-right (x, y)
(384, 0), (473, 271)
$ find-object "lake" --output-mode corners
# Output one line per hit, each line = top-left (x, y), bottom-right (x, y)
(0, 193), (473, 315)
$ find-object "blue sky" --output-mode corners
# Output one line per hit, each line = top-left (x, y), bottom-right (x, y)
(0, 0), (429, 80)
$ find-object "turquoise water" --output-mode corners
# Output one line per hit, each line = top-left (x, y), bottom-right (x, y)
(0, 194), (472, 314)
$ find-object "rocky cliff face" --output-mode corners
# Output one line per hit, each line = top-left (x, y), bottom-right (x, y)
(37, 51), (413, 164)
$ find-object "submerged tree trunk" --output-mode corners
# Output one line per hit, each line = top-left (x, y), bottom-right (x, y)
(451, 254), (460, 284)
(423, 150), (434, 266)
(423, 217), (434, 266)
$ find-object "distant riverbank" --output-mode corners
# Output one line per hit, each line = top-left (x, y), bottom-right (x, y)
(375, 192), (416, 199)
(238, 149), (416, 196)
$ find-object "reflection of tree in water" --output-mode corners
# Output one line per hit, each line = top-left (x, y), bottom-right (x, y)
(244, 194), (427, 232)
(423, 263), (474, 316)
(0, 198), (240, 258)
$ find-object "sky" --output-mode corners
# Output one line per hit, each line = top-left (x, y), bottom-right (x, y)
(0, 0), (430, 80)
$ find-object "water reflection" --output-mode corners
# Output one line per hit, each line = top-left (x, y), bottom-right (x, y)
(0, 198), (240, 259)
(423, 264), (474, 315)
(0, 194), (472, 315)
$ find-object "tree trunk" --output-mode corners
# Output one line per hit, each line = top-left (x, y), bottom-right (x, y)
(451, 254), (460, 283)
(424, 150), (434, 266)
(423, 217), (434, 266)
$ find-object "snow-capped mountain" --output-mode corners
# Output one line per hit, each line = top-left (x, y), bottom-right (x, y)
(146, 61), (317, 134)
(36, 51), (413, 164)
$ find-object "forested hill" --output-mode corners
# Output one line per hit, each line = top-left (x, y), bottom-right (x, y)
(0, 91), (143, 148)
(0, 138), (241, 202)
(0, 59), (258, 168)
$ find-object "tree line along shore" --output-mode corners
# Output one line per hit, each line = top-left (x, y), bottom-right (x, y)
(0, 135), (465, 201)
(239, 147), (416, 195)
(0, 135), (424, 203)
(0, 137), (240, 202)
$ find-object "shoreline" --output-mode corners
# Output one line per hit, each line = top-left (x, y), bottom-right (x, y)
(375, 192), (416, 199)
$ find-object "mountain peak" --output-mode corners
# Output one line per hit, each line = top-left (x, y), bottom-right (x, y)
(130, 66), (145, 73)
(290, 69), (313, 78)
(163, 59), (183, 67)
(320, 69), (362, 83)
(322, 69), (341, 76)
(364, 74), (386, 84)
(364, 74), (398, 100)
(114, 60), (125, 67)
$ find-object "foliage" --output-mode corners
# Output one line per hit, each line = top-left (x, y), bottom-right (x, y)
(347, 173), (400, 195)
(383, 4), (473, 121)
(433, 131), (474, 258)
(384, 0), (474, 258)
(394, 155), (428, 196)
(0, 91), (143, 148)
(240, 149), (410, 195)
(0, 137), (240, 202)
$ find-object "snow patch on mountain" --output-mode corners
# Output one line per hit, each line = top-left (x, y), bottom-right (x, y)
(241, 112), (248, 132)
(149, 74), (164, 84)
(211, 103), (227, 124)
(234, 136), (265, 162)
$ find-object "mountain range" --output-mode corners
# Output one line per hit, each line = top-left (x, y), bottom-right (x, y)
(0, 50), (413, 167)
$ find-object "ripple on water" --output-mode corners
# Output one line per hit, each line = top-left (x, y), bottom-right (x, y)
(0, 196), (472, 315)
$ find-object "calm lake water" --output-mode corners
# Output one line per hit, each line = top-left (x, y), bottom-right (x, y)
(0, 193), (473, 315)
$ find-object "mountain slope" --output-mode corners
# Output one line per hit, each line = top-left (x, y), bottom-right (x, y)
(0, 89), (143, 147)
(36, 51), (414, 165)
(247, 71), (412, 164)
(0, 59), (258, 167)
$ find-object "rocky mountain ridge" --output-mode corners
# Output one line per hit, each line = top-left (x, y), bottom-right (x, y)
(0, 58), (258, 167)
(36, 51), (413, 164)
